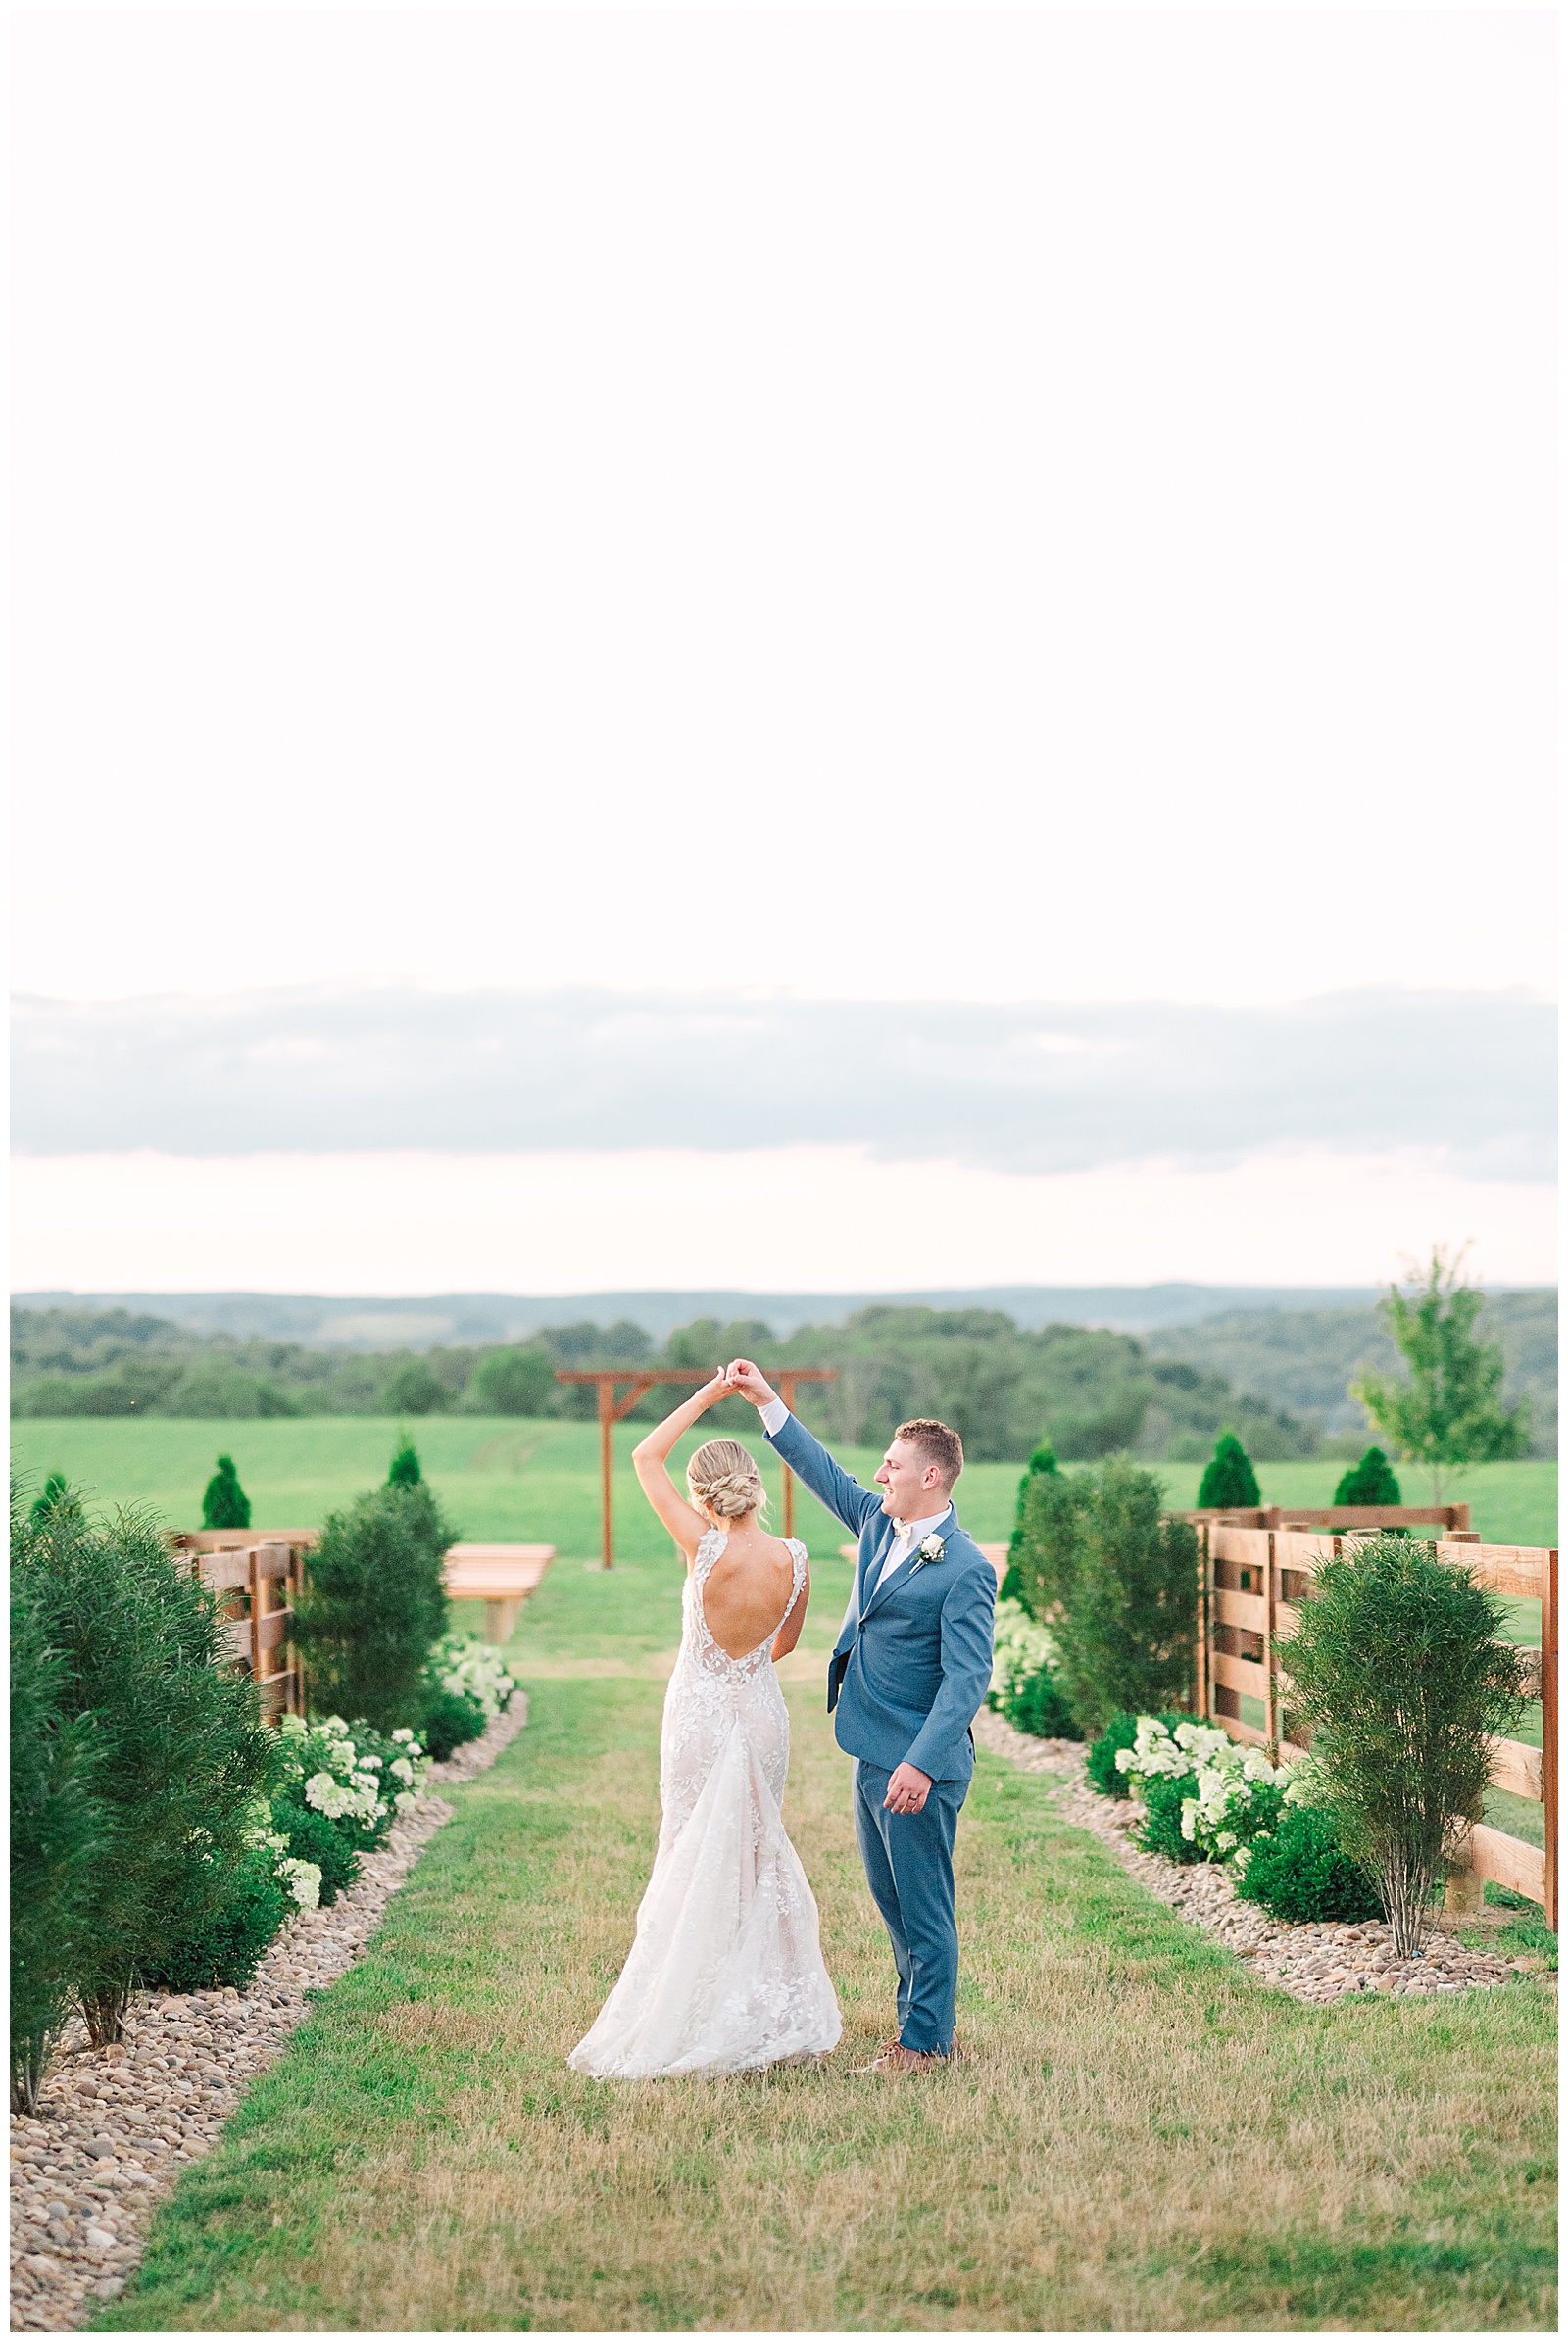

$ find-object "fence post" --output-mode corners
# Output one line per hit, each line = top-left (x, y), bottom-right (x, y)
(1263, 1531), (1277, 1754)
(248, 1547), (264, 1683)
(1544, 1545), (1558, 1935)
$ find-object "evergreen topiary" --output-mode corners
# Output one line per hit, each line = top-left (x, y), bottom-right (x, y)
(1236, 1804), (1384, 1925)
(139, 1850), (288, 1992)
(1333, 1446), (1402, 1506)
(1197, 1430), (1260, 1510)
(201, 1453), (251, 1531)
(1001, 1441), (1060, 1605)
(388, 1432), (422, 1488)
(13, 1499), (280, 2044)
(1277, 1534), (1526, 1954)
(292, 1481), (455, 1732)
(1012, 1460), (1199, 1735)
(10, 1562), (105, 2113)
(28, 1473), (79, 1527)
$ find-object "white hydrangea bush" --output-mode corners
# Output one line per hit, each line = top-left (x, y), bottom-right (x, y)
(241, 1797), (324, 1912)
(275, 1713), (431, 1843)
(425, 1633), (517, 1720)
(988, 1599), (1063, 1709)
(1114, 1716), (1290, 1868)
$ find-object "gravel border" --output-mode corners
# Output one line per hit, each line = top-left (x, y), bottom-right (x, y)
(9, 1699), (526, 2335)
(974, 1709), (1545, 2006)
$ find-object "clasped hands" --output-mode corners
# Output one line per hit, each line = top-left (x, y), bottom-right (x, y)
(705, 1357), (933, 1819)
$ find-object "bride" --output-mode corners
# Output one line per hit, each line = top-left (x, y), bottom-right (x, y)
(567, 1372), (843, 2077)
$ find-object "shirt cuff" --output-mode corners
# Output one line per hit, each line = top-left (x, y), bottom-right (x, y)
(759, 1397), (790, 1437)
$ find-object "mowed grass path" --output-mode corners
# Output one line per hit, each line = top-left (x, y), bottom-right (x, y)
(13, 1415), (1559, 1552)
(100, 1559), (1555, 2332)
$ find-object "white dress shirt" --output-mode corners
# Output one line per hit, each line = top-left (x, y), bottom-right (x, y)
(757, 1398), (952, 1595)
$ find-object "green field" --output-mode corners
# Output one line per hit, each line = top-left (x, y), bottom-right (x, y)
(11, 1417), (1559, 1553)
(95, 1550), (1556, 2334)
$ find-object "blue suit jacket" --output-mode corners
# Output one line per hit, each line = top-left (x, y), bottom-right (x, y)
(764, 1412), (996, 1784)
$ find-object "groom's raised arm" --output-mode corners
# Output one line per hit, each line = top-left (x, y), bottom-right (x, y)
(726, 1361), (883, 1537)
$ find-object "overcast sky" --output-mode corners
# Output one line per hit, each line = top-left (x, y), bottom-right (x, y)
(10, 8), (1555, 1296)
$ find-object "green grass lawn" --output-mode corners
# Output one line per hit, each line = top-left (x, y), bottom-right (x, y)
(12, 1417), (1559, 1553)
(96, 1553), (1555, 2333)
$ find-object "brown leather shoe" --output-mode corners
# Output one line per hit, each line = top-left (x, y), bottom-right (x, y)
(853, 2042), (944, 2076)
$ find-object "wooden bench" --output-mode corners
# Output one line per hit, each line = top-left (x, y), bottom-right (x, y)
(443, 1543), (555, 1643)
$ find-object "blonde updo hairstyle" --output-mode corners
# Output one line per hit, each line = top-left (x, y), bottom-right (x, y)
(686, 1438), (768, 1525)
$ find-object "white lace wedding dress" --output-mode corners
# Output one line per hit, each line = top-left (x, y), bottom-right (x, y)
(567, 1529), (843, 2077)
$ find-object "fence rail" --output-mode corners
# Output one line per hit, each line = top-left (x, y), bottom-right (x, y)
(170, 1531), (317, 1720)
(1191, 1517), (1557, 1931)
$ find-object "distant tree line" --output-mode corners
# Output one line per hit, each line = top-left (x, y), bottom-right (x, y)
(13, 1301), (1323, 1465)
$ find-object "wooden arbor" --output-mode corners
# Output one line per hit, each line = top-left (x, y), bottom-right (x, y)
(555, 1367), (838, 1567)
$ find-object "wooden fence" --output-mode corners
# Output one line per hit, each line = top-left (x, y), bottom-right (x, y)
(1191, 1516), (1557, 1929)
(170, 1531), (317, 1720)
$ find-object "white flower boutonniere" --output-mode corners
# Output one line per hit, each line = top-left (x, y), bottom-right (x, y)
(909, 1533), (947, 1575)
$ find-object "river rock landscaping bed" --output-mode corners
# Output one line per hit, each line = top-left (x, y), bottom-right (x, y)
(974, 1708), (1537, 2007)
(9, 1699), (526, 2334)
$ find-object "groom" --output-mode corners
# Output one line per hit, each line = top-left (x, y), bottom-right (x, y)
(725, 1361), (995, 2074)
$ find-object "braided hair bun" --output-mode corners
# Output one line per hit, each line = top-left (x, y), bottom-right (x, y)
(686, 1438), (768, 1522)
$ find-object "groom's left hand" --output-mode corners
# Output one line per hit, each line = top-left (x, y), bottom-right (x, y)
(884, 1762), (932, 1815)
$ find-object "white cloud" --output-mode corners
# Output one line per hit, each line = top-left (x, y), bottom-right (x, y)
(12, 985), (1554, 1178)
(11, 1147), (1556, 1297)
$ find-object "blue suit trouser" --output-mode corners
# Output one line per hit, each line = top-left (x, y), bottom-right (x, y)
(852, 1758), (966, 2056)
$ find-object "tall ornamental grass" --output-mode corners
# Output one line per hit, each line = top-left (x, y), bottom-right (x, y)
(12, 1493), (280, 2045)
(292, 1481), (455, 1732)
(1279, 1533), (1527, 1954)
(1011, 1458), (1198, 1734)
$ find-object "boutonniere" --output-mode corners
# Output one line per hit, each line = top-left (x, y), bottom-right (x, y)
(909, 1534), (947, 1575)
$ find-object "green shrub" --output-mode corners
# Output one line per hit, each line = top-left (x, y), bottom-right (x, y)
(419, 1686), (488, 1761)
(1086, 1713), (1141, 1797)
(1002, 1669), (1081, 1741)
(388, 1432), (422, 1488)
(1137, 1773), (1205, 1865)
(270, 1800), (360, 1906)
(139, 1850), (288, 1992)
(1013, 1460), (1198, 1735)
(10, 1567), (105, 2113)
(201, 1453), (251, 1530)
(292, 1482), (455, 1732)
(1236, 1804), (1384, 1925)
(13, 1499), (280, 2044)
(382, 1360), (449, 1416)
(471, 1344), (556, 1417)
(1197, 1431), (1260, 1509)
(1333, 1446), (1402, 1505)
(1278, 1534), (1525, 1954)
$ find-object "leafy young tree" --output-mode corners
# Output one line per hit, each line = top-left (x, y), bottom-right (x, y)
(388, 1432), (422, 1487)
(1197, 1430), (1261, 1510)
(382, 1359), (450, 1417)
(292, 1482), (455, 1732)
(471, 1344), (556, 1417)
(1333, 1446), (1402, 1506)
(201, 1452), (251, 1530)
(1279, 1534), (1526, 1956)
(13, 1498), (280, 2043)
(10, 1566), (105, 2111)
(1011, 1459), (1199, 1734)
(1351, 1247), (1531, 1503)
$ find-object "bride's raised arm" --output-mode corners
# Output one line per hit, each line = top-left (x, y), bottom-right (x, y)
(631, 1374), (735, 1563)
